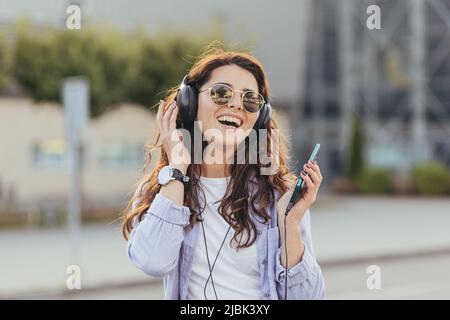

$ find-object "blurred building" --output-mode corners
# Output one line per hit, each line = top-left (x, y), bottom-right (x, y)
(0, 97), (291, 209)
(0, 0), (310, 209)
(1, 0), (449, 201)
(300, 0), (450, 181)
(0, 0), (311, 110)
(0, 97), (155, 209)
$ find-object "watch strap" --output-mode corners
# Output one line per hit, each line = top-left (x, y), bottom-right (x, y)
(171, 167), (190, 184)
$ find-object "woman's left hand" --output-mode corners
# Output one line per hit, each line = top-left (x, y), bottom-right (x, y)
(276, 160), (323, 224)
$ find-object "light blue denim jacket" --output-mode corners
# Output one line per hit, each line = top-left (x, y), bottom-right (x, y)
(127, 188), (325, 300)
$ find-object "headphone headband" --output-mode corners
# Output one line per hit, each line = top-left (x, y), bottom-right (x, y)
(180, 75), (189, 89)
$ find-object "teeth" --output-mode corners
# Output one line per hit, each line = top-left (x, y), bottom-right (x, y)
(217, 115), (242, 127)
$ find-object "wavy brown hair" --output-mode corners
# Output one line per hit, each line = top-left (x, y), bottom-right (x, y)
(122, 48), (297, 249)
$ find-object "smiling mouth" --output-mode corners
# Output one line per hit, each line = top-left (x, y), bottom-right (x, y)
(216, 116), (243, 129)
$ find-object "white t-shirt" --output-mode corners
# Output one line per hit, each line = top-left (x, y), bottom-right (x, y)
(186, 176), (264, 300)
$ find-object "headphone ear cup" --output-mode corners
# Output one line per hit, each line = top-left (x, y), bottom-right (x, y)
(254, 103), (272, 129)
(176, 83), (198, 128)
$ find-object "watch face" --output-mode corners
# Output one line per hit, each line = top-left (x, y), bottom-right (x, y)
(158, 166), (173, 185)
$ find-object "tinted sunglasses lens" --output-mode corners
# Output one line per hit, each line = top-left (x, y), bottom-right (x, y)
(243, 91), (264, 113)
(210, 84), (232, 105)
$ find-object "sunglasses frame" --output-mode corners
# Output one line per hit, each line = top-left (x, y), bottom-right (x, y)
(199, 83), (266, 113)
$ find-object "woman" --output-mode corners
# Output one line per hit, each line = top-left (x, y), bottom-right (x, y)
(122, 48), (325, 300)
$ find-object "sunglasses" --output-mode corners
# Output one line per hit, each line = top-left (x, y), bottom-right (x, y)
(199, 83), (265, 113)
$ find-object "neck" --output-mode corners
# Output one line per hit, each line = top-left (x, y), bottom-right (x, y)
(201, 142), (234, 178)
(201, 163), (231, 178)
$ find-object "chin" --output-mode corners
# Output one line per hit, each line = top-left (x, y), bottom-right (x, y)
(224, 129), (250, 146)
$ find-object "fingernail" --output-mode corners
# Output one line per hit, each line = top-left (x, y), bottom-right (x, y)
(305, 163), (310, 168)
(301, 170), (306, 176)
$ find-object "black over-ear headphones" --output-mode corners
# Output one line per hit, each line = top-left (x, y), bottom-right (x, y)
(175, 75), (272, 129)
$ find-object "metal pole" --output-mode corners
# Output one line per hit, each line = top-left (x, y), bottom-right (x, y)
(410, 0), (430, 163)
(63, 77), (89, 267)
(293, 0), (313, 168)
(339, 0), (356, 172)
(363, 26), (379, 163)
(310, 0), (329, 184)
(68, 138), (81, 265)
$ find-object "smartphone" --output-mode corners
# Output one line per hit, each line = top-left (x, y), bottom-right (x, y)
(285, 143), (321, 215)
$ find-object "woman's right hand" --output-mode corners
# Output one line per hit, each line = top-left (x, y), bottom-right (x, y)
(156, 100), (191, 174)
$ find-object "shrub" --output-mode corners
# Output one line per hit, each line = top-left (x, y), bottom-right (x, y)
(358, 168), (394, 194)
(411, 162), (450, 196)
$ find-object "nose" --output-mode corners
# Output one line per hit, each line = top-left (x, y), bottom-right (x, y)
(228, 91), (244, 111)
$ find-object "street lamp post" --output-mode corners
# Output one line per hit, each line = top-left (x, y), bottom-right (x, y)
(62, 76), (89, 266)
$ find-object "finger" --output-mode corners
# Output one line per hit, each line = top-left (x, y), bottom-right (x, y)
(168, 103), (179, 132)
(162, 101), (176, 132)
(308, 160), (323, 179)
(162, 101), (175, 122)
(303, 163), (320, 184)
(156, 100), (165, 130)
(288, 177), (300, 190)
(285, 178), (302, 200)
(300, 170), (314, 189)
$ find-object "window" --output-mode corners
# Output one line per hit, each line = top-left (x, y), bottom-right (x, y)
(32, 139), (68, 168)
(99, 142), (143, 168)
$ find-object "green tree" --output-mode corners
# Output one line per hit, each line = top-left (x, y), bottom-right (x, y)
(126, 35), (205, 108)
(345, 113), (365, 179)
(0, 33), (6, 91)
(12, 27), (215, 117)
(13, 29), (132, 117)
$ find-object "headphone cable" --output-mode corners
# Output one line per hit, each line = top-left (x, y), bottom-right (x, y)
(284, 203), (293, 300)
(200, 218), (219, 300)
(202, 221), (232, 300)
(284, 212), (288, 300)
(194, 188), (219, 300)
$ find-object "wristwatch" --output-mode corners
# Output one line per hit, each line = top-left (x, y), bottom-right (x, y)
(157, 166), (190, 186)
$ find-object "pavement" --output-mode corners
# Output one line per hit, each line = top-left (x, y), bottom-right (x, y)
(1, 194), (450, 299)
(49, 252), (450, 300)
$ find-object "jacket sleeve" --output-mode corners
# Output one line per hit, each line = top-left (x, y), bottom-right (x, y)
(275, 209), (326, 299)
(126, 192), (191, 278)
